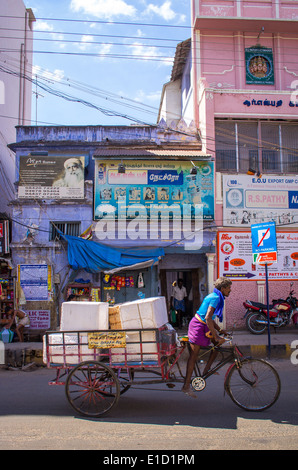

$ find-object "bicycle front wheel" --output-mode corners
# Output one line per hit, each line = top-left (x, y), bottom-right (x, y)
(225, 358), (281, 411)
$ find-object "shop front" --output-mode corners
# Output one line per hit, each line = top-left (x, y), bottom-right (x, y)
(92, 154), (216, 314)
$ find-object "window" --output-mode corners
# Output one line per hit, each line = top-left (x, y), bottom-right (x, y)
(50, 221), (81, 241)
(215, 120), (298, 174)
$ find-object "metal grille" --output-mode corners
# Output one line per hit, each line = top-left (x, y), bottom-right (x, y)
(50, 222), (81, 241)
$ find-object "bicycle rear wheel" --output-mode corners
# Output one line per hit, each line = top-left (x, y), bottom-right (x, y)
(65, 361), (120, 417)
(225, 358), (281, 411)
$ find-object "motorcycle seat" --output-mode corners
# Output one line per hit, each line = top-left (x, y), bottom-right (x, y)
(247, 301), (274, 310)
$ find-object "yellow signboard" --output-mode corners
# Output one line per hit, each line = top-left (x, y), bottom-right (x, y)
(88, 332), (126, 349)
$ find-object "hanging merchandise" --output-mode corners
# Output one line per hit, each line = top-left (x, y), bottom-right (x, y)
(137, 272), (145, 288)
(102, 274), (110, 285)
(125, 276), (134, 287)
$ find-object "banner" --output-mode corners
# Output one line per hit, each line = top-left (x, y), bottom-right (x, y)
(217, 230), (298, 280)
(94, 160), (214, 221)
(18, 156), (85, 200)
(223, 174), (298, 227)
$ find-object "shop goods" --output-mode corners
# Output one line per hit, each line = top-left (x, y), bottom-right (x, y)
(108, 296), (168, 330)
(60, 301), (109, 331)
(110, 329), (158, 364)
(43, 332), (99, 365)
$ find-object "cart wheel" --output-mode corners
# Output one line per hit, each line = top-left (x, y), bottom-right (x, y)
(116, 368), (135, 395)
(65, 361), (120, 417)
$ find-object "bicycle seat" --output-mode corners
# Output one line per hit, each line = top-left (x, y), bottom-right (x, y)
(179, 335), (189, 342)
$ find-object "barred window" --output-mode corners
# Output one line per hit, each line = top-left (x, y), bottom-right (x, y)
(50, 221), (81, 241)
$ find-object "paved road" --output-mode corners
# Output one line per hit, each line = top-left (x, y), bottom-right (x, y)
(0, 358), (297, 451)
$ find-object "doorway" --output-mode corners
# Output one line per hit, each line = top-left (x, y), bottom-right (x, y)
(159, 269), (200, 320)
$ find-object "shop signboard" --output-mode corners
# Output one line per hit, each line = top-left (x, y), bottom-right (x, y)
(94, 160), (214, 221)
(217, 230), (298, 280)
(0, 220), (9, 254)
(18, 156), (85, 200)
(27, 310), (51, 329)
(223, 174), (298, 227)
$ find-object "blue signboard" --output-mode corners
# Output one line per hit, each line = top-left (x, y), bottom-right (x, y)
(251, 222), (277, 254)
(94, 160), (214, 220)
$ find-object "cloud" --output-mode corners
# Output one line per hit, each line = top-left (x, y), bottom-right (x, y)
(145, 1), (186, 22)
(32, 66), (65, 83)
(128, 42), (173, 66)
(34, 20), (54, 32)
(70, 0), (136, 19)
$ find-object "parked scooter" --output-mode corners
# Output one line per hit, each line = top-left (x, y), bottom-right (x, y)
(243, 283), (298, 334)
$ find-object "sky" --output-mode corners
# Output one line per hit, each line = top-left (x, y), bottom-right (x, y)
(25, 0), (191, 127)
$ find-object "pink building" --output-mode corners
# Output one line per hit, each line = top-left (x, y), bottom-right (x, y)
(0, 1), (35, 215)
(161, 0), (298, 328)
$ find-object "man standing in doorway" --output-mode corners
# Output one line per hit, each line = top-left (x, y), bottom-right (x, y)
(170, 278), (187, 329)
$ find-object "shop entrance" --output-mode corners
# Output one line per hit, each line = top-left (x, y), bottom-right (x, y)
(159, 269), (200, 322)
(102, 267), (157, 305)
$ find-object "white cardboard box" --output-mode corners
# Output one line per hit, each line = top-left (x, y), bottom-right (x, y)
(110, 297), (168, 330)
(43, 332), (97, 365)
(110, 330), (158, 364)
(60, 301), (109, 331)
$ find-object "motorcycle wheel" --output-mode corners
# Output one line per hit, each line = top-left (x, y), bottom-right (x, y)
(246, 312), (267, 335)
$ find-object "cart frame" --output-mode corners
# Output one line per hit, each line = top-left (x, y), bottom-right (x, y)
(44, 327), (281, 417)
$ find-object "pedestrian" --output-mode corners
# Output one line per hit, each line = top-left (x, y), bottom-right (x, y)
(4, 306), (30, 342)
(170, 278), (187, 329)
(182, 277), (232, 398)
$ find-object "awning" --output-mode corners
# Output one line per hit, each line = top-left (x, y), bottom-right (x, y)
(60, 234), (164, 274)
(93, 148), (211, 159)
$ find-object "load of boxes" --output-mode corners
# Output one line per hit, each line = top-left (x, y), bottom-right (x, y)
(44, 297), (177, 366)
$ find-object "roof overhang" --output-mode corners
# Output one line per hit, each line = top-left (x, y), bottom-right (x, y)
(93, 148), (211, 160)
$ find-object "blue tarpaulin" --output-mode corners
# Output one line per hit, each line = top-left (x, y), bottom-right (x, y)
(61, 234), (164, 273)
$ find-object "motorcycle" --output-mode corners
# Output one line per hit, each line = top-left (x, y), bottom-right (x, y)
(243, 283), (298, 334)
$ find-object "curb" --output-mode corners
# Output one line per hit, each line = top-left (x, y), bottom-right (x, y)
(239, 344), (292, 359)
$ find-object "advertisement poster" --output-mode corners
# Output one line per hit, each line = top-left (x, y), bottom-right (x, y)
(18, 264), (50, 301)
(94, 160), (214, 220)
(245, 46), (274, 85)
(223, 174), (298, 227)
(217, 230), (298, 280)
(27, 310), (51, 329)
(18, 156), (85, 200)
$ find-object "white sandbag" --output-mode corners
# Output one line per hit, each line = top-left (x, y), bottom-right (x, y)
(60, 301), (109, 331)
(43, 332), (97, 365)
(111, 330), (158, 364)
(109, 297), (168, 330)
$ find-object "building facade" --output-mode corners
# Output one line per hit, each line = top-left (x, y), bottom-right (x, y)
(7, 123), (216, 333)
(160, 0), (298, 328)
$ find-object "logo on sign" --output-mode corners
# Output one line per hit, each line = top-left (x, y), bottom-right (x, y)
(258, 228), (271, 247)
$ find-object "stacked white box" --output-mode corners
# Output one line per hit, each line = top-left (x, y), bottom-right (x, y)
(111, 330), (158, 364)
(43, 332), (97, 365)
(110, 297), (168, 330)
(60, 301), (109, 331)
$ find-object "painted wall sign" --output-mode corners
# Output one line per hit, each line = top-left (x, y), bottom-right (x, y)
(243, 98), (298, 108)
